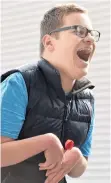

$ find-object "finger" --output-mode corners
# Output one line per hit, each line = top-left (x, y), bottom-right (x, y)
(52, 173), (66, 183)
(39, 162), (49, 167)
(51, 169), (68, 183)
(45, 172), (57, 183)
(45, 169), (65, 183)
(46, 162), (62, 176)
(46, 162), (61, 175)
(39, 163), (57, 170)
(46, 163), (57, 170)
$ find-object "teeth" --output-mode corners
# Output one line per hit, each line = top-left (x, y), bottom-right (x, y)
(78, 48), (91, 52)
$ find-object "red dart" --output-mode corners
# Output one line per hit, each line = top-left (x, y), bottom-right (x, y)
(65, 140), (74, 150)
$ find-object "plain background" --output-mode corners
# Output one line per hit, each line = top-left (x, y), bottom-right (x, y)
(1, 1), (110, 183)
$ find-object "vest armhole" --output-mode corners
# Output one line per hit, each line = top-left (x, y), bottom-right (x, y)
(1, 69), (19, 82)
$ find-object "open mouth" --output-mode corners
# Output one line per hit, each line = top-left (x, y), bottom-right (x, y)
(77, 48), (92, 62)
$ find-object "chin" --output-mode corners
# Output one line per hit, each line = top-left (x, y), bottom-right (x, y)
(72, 69), (88, 80)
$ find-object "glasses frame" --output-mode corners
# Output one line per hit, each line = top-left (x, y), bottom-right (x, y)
(49, 25), (101, 42)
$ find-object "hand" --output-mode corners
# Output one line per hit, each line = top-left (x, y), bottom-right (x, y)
(44, 147), (81, 183)
(39, 133), (64, 170)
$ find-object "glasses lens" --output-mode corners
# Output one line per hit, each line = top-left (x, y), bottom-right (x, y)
(74, 26), (87, 38)
(91, 30), (100, 42)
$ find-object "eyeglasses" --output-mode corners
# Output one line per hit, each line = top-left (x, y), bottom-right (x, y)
(49, 25), (101, 42)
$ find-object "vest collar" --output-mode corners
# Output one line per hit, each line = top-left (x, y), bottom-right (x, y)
(38, 59), (95, 102)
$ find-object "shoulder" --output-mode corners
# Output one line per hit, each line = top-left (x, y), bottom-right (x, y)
(1, 72), (28, 104)
(2, 72), (25, 86)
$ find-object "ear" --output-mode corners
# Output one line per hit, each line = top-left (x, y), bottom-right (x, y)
(42, 34), (54, 52)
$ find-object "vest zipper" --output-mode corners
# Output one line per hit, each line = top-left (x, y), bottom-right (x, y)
(61, 95), (74, 146)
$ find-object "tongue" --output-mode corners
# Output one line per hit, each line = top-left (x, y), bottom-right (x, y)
(77, 50), (90, 61)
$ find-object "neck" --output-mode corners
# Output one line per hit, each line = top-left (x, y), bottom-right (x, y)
(60, 72), (75, 93)
(41, 55), (75, 93)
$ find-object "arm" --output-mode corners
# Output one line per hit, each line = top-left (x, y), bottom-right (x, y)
(1, 73), (64, 168)
(1, 133), (63, 167)
(1, 134), (54, 167)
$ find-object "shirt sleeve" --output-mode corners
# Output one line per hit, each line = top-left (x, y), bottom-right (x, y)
(1, 72), (28, 139)
(80, 108), (95, 157)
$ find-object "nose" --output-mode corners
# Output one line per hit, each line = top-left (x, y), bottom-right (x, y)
(83, 33), (95, 44)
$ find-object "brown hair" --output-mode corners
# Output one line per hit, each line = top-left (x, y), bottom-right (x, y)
(40, 3), (87, 56)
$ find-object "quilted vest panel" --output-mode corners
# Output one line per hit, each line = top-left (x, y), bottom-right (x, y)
(1, 59), (94, 183)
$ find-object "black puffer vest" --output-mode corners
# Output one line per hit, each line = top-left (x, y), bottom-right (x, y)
(1, 59), (94, 183)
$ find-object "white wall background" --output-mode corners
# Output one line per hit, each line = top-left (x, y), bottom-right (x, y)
(1, 1), (110, 183)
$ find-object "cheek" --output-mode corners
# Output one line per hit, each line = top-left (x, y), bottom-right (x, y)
(57, 35), (74, 51)
(60, 43), (75, 58)
(55, 36), (80, 61)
